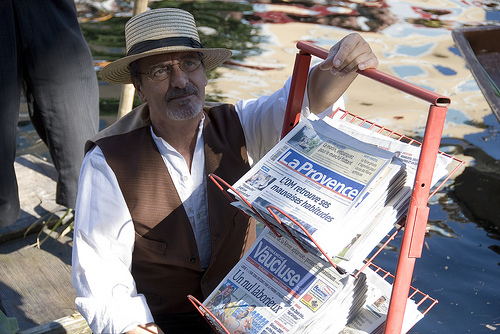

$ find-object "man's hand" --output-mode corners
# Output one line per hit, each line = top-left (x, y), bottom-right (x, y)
(126, 323), (165, 334)
(307, 32), (379, 114)
(319, 32), (379, 77)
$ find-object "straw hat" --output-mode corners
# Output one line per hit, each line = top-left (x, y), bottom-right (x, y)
(99, 8), (233, 84)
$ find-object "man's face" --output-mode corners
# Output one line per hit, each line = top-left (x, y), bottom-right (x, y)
(133, 51), (208, 122)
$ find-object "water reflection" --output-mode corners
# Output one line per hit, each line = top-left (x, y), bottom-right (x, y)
(449, 164), (500, 239)
(248, 1), (397, 32)
(427, 218), (458, 239)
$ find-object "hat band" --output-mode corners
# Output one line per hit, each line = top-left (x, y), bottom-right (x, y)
(127, 37), (203, 56)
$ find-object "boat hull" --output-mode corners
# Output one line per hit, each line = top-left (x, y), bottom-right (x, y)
(452, 25), (500, 122)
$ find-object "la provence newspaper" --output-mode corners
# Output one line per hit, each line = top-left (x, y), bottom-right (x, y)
(230, 117), (406, 265)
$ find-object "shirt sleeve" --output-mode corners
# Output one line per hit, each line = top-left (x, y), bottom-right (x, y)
(235, 68), (345, 165)
(72, 146), (154, 334)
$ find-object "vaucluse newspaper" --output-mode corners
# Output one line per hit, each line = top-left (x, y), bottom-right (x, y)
(201, 229), (363, 334)
(200, 229), (424, 334)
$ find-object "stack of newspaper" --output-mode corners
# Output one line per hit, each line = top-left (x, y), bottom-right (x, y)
(231, 117), (408, 270)
(338, 267), (424, 334)
(202, 229), (365, 334)
(200, 114), (451, 334)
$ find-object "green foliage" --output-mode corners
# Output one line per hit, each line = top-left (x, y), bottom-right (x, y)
(80, 16), (129, 61)
(80, 1), (262, 62)
(99, 96), (143, 116)
(25, 208), (74, 248)
(150, 1), (262, 60)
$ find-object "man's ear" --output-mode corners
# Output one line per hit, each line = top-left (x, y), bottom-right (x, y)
(132, 78), (147, 103)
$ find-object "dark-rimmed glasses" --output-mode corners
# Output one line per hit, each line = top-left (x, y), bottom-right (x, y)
(139, 55), (203, 82)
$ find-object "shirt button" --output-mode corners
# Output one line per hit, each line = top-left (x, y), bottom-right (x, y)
(183, 176), (188, 181)
(189, 256), (197, 263)
(196, 213), (201, 219)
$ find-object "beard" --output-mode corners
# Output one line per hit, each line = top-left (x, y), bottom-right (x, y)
(164, 84), (203, 121)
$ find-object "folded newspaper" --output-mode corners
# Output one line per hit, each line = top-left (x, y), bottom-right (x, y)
(198, 114), (451, 333)
(201, 229), (364, 334)
(229, 117), (408, 268)
(200, 230), (424, 334)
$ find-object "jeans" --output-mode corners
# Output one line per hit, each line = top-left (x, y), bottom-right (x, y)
(0, 0), (99, 227)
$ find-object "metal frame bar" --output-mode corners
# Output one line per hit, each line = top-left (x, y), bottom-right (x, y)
(284, 41), (451, 334)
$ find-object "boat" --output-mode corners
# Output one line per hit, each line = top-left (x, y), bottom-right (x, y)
(452, 25), (500, 122)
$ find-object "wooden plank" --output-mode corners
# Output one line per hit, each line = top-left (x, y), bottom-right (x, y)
(0, 154), (89, 332)
(0, 229), (79, 331)
(19, 313), (91, 334)
(0, 155), (68, 243)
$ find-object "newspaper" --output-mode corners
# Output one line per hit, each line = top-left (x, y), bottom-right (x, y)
(202, 229), (362, 334)
(324, 109), (451, 188)
(229, 117), (406, 261)
(316, 112), (453, 271)
(339, 267), (424, 334)
(200, 230), (424, 334)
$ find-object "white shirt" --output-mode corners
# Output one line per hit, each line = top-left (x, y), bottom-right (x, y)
(72, 74), (345, 334)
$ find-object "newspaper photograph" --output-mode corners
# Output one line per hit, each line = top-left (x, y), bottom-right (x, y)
(324, 110), (452, 187)
(202, 229), (356, 334)
(230, 118), (400, 259)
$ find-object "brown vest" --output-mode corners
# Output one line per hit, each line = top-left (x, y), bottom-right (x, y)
(86, 104), (256, 315)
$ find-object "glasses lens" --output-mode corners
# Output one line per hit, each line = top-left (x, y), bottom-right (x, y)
(149, 67), (171, 81)
(180, 56), (202, 72)
(147, 55), (202, 81)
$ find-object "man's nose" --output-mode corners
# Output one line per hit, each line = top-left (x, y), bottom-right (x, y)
(169, 65), (189, 88)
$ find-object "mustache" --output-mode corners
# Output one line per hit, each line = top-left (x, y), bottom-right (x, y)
(165, 84), (199, 101)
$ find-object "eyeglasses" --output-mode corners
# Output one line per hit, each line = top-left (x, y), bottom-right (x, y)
(139, 55), (203, 82)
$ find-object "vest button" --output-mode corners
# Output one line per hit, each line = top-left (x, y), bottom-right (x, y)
(189, 256), (197, 263)
(202, 276), (210, 284)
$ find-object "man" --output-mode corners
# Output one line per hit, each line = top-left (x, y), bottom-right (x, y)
(72, 8), (378, 334)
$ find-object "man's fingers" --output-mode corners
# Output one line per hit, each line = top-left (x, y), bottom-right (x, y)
(337, 52), (379, 76)
(358, 56), (379, 71)
(332, 33), (359, 69)
(319, 43), (340, 71)
(318, 32), (378, 77)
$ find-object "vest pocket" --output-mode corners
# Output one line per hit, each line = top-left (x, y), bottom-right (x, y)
(135, 232), (167, 255)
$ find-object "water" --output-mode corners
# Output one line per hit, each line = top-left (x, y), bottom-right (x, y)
(19, 0), (500, 332)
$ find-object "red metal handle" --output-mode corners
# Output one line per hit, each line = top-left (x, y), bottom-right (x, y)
(295, 41), (451, 107)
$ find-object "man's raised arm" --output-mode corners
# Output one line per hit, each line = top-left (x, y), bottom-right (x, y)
(307, 33), (379, 114)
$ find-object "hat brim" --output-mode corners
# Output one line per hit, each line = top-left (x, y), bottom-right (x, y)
(99, 46), (232, 84)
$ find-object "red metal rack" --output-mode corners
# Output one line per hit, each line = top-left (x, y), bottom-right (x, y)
(189, 41), (464, 334)
(283, 41), (457, 334)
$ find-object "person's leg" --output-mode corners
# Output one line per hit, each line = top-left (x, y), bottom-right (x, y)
(0, 1), (22, 227)
(17, 0), (99, 209)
